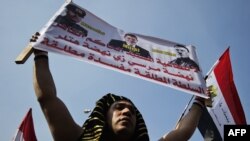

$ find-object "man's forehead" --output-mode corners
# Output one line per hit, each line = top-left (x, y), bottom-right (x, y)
(126, 36), (137, 39)
(176, 48), (187, 52)
(112, 100), (134, 106)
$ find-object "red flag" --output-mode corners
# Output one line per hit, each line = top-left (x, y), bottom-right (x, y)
(213, 48), (246, 124)
(198, 48), (246, 140)
(12, 108), (37, 141)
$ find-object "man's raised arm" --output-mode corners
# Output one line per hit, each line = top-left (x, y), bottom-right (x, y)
(33, 49), (83, 141)
(159, 97), (205, 141)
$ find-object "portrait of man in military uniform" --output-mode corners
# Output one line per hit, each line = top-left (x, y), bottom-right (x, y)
(53, 4), (88, 37)
(169, 44), (200, 71)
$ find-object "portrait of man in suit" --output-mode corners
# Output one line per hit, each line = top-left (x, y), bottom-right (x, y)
(107, 33), (152, 59)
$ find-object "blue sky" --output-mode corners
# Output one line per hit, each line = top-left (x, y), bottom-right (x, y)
(1, 0), (249, 140)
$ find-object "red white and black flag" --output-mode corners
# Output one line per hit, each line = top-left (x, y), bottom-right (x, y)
(198, 48), (246, 140)
(12, 108), (37, 141)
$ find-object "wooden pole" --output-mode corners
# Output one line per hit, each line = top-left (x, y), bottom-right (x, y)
(15, 43), (34, 64)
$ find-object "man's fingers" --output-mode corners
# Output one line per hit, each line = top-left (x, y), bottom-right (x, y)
(30, 32), (40, 42)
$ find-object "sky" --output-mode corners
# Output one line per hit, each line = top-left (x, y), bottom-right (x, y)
(1, 0), (249, 140)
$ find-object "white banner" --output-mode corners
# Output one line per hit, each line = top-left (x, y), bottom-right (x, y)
(32, 2), (207, 98)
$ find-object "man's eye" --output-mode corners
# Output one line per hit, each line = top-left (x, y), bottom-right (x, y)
(114, 103), (136, 115)
(115, 104), (123, 110)
(129, 108), (136, 115)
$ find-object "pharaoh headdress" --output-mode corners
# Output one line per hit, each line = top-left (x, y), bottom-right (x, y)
(80, 93), (149, 141)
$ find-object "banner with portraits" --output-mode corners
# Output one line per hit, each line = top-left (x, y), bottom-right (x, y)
(32, 1), (208, 98)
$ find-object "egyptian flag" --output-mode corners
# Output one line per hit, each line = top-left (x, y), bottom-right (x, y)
(12, 108), (37, 141)
(198, 48), (246, 140)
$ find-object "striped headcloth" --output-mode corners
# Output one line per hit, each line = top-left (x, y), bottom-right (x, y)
(80, 93), (149, 141)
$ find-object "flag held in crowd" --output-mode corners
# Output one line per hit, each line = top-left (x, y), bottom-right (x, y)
(198, 48), (246, 140)
(12, 108), (37, 141)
